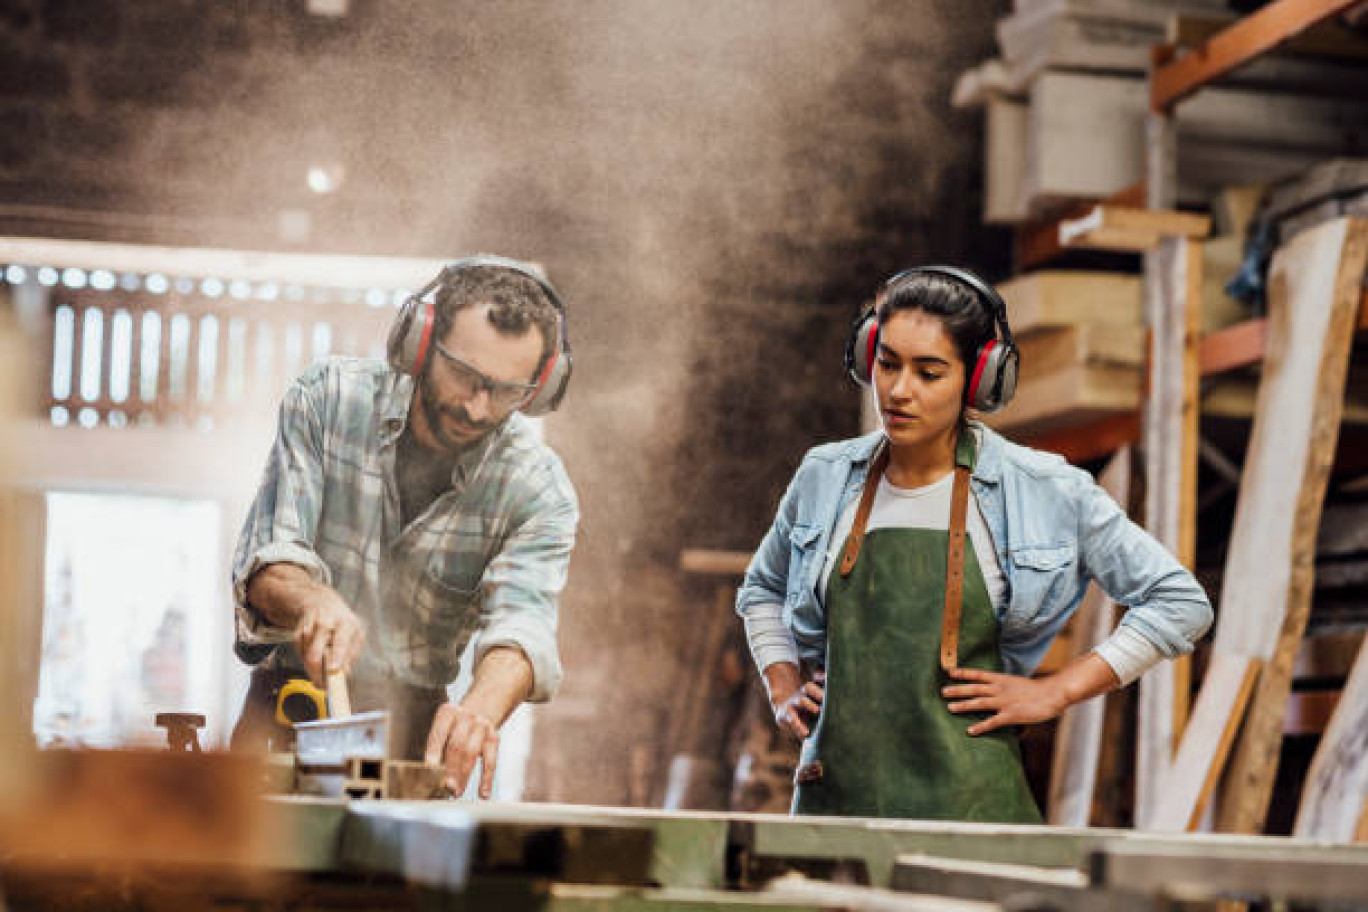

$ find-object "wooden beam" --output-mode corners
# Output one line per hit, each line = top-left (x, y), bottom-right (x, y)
(1151, 0), (1366, 112)
(1059, 206), (1210, 254)
(1170, 12), (1368, 62)
(1200, 318), (1268, 376)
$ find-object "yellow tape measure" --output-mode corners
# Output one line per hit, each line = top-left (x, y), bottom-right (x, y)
(275, 678), (328, 726)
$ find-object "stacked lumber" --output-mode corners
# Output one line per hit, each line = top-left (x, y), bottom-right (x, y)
(956, 0), (1368, 223)
(988, 271), (1144, 436)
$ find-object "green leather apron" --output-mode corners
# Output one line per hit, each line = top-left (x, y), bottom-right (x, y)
(792, 435), (1041, 823)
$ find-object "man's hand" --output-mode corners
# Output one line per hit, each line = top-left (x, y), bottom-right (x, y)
(763, 662), (824, 740)
(424, 647), (532, 799)
(943, 653), (1119, 736)
(294, 585), (365, 686)
(425, 703), (500, 798)
(246, 563), (365, 686)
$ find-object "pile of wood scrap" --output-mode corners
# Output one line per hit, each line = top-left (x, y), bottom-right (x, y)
(955, 0), (1368, 223)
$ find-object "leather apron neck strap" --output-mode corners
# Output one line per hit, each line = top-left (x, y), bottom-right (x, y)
(837, 435), (973, 673)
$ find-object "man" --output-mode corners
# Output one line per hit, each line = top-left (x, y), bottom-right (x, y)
(230, 257), (578, 797)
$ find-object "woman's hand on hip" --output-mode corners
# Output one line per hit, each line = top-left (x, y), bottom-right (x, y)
(763, 662), (824, 740)
(941, 666), (1069, 736)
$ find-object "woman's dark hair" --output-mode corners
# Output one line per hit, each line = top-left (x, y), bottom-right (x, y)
(875, 272), (996, 377)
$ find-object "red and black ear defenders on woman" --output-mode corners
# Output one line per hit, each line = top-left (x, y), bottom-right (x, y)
(843, 264), (1018, 414)
(387, 254), (572, 416)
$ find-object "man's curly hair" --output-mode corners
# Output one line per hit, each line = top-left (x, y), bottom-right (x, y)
(432, 264), (560, 371)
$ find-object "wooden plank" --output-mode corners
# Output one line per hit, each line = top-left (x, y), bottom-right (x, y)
(1092, 840), (1368, 903)
(1151, 0), (1365, 111)
(1294, 633), (1368, 840)
(987, 363), (1139, 437)
(1059, 206), (1210, 253)
(1134, 233), (1200, 827)
(1199, 318), (1268, 376)
(679, 550), (752, 577)
(997, 271), (1142, 334)
(1216, 217), (1368, 834)
(1150, 655), (1261, 831)
(1016, 325), (1146, 386)
(1047, 449), (1130, 827)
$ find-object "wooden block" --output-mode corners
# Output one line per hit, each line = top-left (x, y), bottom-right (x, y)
(1016, 324), (1146, 385)
(997, 271), (1143, 333)
(384, 761), (451, 801)
(985, 97), (1030, 224)
(1059, 205), (1210, 253)
(1151, 655), (1261, 831)
(1295, 634), (1368, 841)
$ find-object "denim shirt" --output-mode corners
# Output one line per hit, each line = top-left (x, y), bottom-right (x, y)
(736, 424), (1212, 676)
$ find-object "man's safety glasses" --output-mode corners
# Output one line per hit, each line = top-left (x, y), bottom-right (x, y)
(433, 341), (539, 411)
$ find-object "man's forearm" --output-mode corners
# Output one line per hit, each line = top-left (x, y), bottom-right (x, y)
(245, 562), (321, 629)
(461, 647), (534, 724)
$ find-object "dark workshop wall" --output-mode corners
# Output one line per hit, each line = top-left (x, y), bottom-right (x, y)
(0, 0), (1007, 804)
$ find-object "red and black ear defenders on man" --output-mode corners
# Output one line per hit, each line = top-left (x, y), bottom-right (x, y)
(387, 254), (572, 416)
(843, 264), (1018, 414)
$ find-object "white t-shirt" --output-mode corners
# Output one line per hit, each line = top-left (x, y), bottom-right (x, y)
(819, 470), (1006, 610)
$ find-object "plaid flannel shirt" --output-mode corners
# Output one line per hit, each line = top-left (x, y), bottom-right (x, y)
(232, 357), (577, 701)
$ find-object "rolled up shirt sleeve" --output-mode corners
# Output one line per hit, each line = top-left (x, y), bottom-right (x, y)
(231, 378), (329, 654)
(737, 465), (804, 673)
(472, 463), (578, 703)
(1076, 475), (1214, 659)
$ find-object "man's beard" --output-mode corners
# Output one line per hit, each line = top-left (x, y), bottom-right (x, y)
(417, 373), (498, 453)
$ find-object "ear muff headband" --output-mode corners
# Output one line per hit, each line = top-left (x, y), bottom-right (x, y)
(387, 255), (573, 415)
(843, 264), (1018, 413)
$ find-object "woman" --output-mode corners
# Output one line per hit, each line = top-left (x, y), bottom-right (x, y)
(736, 265), (1212, 822)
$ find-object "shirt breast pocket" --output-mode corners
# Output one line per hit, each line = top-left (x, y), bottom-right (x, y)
(1005, 543), (1077, 625)
(786, 523), (822, 606)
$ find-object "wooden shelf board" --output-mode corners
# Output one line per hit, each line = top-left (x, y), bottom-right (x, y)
(1152, 0), (1366, 111)
(1059, 206), (1211, 253)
